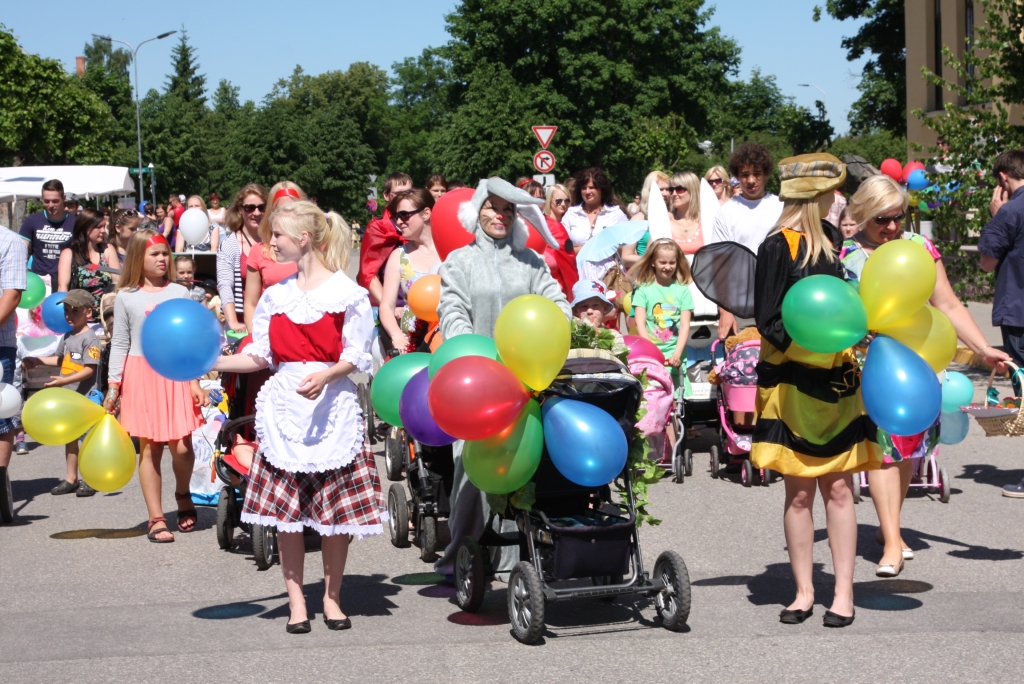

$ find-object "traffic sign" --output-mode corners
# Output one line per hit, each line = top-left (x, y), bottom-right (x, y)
(533, 174), (555, 187)
(533, 150), (557, 173)
(532, 126), (557, 149)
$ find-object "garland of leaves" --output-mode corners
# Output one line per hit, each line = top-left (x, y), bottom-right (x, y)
(617, 369), (664, 527)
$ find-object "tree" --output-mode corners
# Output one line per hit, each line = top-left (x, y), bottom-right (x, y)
(814, 0), (906, 135)
(165, 27), (206, 105)
(388, 49), (455, 183)
(79, 36), (136, 167)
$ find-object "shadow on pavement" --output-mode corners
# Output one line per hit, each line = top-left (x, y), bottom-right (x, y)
(956, 463), (1024, 489)
(193, 575), (403, 621)
(12, 476), (60, 503)
(51, 524), (147, 540)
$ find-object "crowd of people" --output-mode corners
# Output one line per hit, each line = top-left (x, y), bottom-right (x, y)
(1, 141), (1023, 633)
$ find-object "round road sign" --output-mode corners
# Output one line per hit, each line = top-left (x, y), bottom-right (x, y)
(533, 150), (556, 173)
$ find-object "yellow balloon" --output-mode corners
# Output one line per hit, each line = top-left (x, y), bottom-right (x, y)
(494, 295), (570, 391)
(79, 415), (137, 492)
(22, 388), (106, 446)
(860, 240), (937, 330)
(878, 305), (957, 372)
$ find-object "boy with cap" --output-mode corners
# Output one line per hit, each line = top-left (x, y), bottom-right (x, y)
(22, 290), (102, 497)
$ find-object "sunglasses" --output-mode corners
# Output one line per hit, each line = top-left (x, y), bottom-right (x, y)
(873, 213), (906, 226)
(669, 186), (689, 194)
(706, 178), (724, 186)
(393, 207), (425, 222)
(553, 199), (570, 206)
(242, 204), (266, 214)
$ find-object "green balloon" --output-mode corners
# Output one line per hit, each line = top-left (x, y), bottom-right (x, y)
(18, 272), (45, 309)
(918, 200), (929, 211)
(463, 400), (543, 494)
(427, 334), (499, 379)
(370, 352), (430, 427)
(781, 274), (867, 353)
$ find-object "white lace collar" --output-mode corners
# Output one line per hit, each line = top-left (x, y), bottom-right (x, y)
(263, 270), (367, 324)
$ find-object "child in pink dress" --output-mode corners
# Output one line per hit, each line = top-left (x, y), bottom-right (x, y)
(214, 201), (383, 634)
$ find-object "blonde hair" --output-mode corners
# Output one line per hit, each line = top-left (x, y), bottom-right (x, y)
(628, 238), (692, 285)
(270, 201), (351, 273)
(704, 165), (729, 183)
(260, 181), (308, 253)
(186, 195), (208, 212)
(543, 183), (571, 219)
(670, 171), (701, 222)
(638, 171), (670, 219)
(772, 197), (836, 267)
(847, 175), (908, 230)
(118, 229), (177, 290)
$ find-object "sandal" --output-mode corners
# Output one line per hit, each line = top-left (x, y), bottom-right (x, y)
(147, 517), (175, 543)
(174, 491), (198, 532)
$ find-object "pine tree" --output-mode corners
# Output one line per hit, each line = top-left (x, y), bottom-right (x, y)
(165, 27), (206, 105)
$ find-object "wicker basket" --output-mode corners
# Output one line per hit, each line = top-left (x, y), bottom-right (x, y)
(971, 363), (1024, 437)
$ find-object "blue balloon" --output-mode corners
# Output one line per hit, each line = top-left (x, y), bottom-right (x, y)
(542, 397), (627, 487)
(906, 169), (930, 191)
(141, 298), (222, 381)
(41, 292), (73, 334)
(941, 371), (975, 411)
(939, 410), (969, 445)
(862, 336), (942, 436)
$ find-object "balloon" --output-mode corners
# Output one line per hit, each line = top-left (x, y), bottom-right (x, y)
(428, 334), (499, 379)
(542, 397), (628, 487)
(939, 410), (969, 445)
(178, 208), (211, 246)
(862, 336), (942, 436)
(463, 400), (543, 494)
(877, 305), (956, 372)
(860, 239), (937, 330)
(407, 274), (441, 322)
(524, 220), (547, 254)
(19, 272), (45, 309)
(141, 299), (222, 381)
(398, 369), (455, 446)
(621, 291), (633, 316)
(0, 382), (22, 419)
(622, 334), (665, 364)
(370, 352), (430, 427)
(918, 200), (930, 211)
(427, 356), (529, 440)
(21, 387), (106, 446)
(906, 169), (930, 191)
(78, 414), (136, 492)
(781, 275), (867, 353)
(941, 371), (975, 411)
(880, 158), (904, 181)
(431, 188), (476, 261)
(902, 161), (926, 183)
(494, 294), (570, 391)
(40, 292), (73, 334)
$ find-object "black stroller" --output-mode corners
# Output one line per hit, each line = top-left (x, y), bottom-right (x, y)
(451, 352), (691, 644)
(386, 442), (454, 563)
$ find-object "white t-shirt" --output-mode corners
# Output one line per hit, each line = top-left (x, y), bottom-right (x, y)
(709, 193), (784, 253)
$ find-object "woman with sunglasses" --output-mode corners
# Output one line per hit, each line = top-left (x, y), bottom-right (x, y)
(842, 175), (1011, 577)
(218, 183), (268, 335)
(542, 183), (572, 224)
(379, 189), (439, 353)
(704, 166), (731, 207)
(242, 181), (305, 331)
(623, 172), (703, 266)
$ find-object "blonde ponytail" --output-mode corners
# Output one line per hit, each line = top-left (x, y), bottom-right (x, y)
(322, 211), (352, 272)
(772, 197), (835, 267)
(270, 201), (352, 273)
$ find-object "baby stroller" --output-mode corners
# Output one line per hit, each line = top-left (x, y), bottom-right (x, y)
(387, 442), (455, 562)
(709, 337), (771, 487)
(852, 443), (951, 504)
(452, 351), (691, 644)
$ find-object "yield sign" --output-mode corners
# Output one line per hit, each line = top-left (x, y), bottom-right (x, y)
(532, 126), (558, 149)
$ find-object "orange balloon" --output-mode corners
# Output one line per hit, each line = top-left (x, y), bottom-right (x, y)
(408, 274), (442, 322)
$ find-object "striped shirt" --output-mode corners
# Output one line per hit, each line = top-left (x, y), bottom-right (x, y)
(216, 232), (244, 311)
(0, 226), (27, 348)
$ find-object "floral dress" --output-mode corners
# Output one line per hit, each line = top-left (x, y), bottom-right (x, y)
(71, 254), (115, 320)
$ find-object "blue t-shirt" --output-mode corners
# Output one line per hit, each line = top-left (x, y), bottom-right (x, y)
(978, 186), (1024, 327)
(19, 211), (75, 280)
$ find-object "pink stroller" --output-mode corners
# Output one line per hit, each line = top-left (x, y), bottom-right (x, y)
(629, 355), (691, 481)
(709, 338), (770, 486)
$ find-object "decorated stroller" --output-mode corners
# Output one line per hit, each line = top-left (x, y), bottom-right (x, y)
(709, 336), (769, 486)
(452, 352), (691, 644)
(386, 441), (454, 563)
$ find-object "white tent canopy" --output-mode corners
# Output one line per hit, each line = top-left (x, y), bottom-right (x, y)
(0, 165), (134, 203)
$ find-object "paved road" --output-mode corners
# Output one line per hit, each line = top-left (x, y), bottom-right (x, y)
(3, 304), (1024, 683)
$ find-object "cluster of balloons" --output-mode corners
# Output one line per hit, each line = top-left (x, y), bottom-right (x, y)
(22, 389), (136, 491)
(880, 158), (928, 190)
(142, 299), (223, 381)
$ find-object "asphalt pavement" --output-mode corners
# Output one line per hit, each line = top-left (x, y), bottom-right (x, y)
(2, 303), (1024, 683)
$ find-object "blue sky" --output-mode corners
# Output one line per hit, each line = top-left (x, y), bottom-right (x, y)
(4, 1), (869, 135)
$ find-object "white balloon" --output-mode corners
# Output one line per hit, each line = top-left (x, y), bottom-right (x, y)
(179, 208), (211, 246)
(0, 383), (22, 419)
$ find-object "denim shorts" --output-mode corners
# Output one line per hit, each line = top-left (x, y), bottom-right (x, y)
(0, 346), (19, 435)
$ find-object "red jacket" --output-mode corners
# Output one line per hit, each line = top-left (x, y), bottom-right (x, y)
(544, 217), (578, 298)
(358, 210), (405, 303)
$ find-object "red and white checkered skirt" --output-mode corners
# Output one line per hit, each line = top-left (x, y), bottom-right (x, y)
(240, 449), (387, 538)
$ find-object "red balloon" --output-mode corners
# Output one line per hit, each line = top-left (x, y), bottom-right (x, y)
(902, 161), (925, 183)
(622, 334), (666, 364)
(427, 356), (530, 441)
(880, 158), (903, 182)
(524, 219), (547, 254)
(432, 188), (476, 261)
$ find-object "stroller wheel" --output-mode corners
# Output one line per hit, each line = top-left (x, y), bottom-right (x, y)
(387, 484), (410, 548)
(508, 561), (546, 644)
(454, 537), (486, 613)
(672, 449), (684, 484)
(252, 524), (277, 570)
(760, 469), (772, 487)
(741, 460), (753, 487)
(216, 486), (235, 550)
(653, 550), (691, 631)
(384, 428), (405, 482)
(710, 445), (721, 479)
(419, 515), (438, 563)
(0, 466), (12, 524)
(684, 449), (694, 477)
(938, 467), (951, 503)
(852, 474), (862, 504)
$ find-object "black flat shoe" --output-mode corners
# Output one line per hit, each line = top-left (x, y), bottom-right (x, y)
(323, 616), (352, 631)
(823, 610), (855, 628)
(286, 620), (311, 634)
(779, 607), (813, 624)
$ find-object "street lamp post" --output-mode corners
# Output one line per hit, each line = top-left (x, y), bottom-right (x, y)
(93, 31), (176, 206)
(797, 83), (827, 115)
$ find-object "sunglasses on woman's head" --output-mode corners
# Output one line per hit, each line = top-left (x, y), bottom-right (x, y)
(242, 204), (266, 214)
(873, 213), (906, 226)
(669, 186), (689, 194)
(393, 207), (425, 222)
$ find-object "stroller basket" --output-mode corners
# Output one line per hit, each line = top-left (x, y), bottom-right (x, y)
(722, 383), (757, 412)
(540, 509), (635, 580)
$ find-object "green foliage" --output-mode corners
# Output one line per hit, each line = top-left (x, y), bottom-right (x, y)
(825, 130), (907, 168)
(165, 27), (206, 105)
(79, 37), (136, 168)
(617, 371), (664, 527)
(913, 0), (1024, 297)
(389, 49), (455, 184)
(569, 319), (629, 364)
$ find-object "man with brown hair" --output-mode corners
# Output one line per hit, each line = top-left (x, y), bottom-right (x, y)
(358, 171), (413, 305)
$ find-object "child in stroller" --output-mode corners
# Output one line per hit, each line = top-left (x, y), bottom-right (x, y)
(708, 328), (768, 486)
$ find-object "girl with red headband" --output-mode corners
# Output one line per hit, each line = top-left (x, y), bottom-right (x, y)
(105, 229), (210, 543)
(242, 181), (305, 331)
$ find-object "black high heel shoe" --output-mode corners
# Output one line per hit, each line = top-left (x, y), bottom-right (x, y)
(323, 615), (352, 631)
(779, 607), (813, 624)
(823, 610), (855, 628)
(286, 619), (311, 634)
